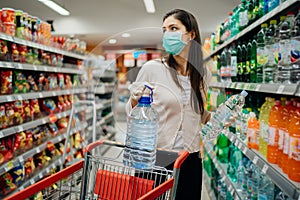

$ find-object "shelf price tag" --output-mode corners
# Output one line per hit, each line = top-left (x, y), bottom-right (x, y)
(221, 176), (226, 182)
(277, 85), (285, 94)
(6, 96), (13, 102)
(0, 131), (3, 138)
(17, 126), (24, 132)
(38, 93), (43, 98)
(234, 194), (239, 200)
(33, 65), (38, 70)
(255, 84), (261, 91)
(242, 146), (248, 154)
(253, 156), (259, 164)
(16, 95), (23, 100)
(262, 164), (269, 174)
(19, 156), (24, 163)
(7, 160), (14, 170)
(238, 142), (243, 150)
(30, 179), (35, 185)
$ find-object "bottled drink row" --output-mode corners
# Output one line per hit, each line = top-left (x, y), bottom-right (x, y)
(205, 88), (300, 183)
(204, 145), (291, 199)
(211, 7), (300, 84)
(210, 0), (287, 50)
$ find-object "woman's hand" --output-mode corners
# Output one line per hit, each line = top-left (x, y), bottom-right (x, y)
(129, 82), (146, 107)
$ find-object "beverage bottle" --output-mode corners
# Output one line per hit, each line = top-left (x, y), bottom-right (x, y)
(274, 16), (286, 82)
(258, 0), (264, 18)
(216, 133), (230, 163)
(245, 40), (252, 83)
(253, 0), (260, 21)
(232, 6), (240, 37)
(290, 7), (300, 83)
(123, 84), (158, 169)
(275, 191), (292, 200)
(247, 0), (254, 25)
(250, 37), (257, 83)
(239, 0), (249, 31)
(264, 20), (277, 83)
(211, 32), (216, 51)
(258, 173), (275, 200)
(236, 109), (250, 141)
(228, 11), (234, 39)
(236, 160), (246, 190)
(256, 23), (268, 83)
(267, 100), (282, 164)
(217, 54), (221, 82)
(247, 112), (260, 150)
(242, 42), (248, 82)
(227, 144), (243, 182)
(226, 46), (232, 82)
(259, 97), (274, 157)
(263, 0), (269, 15)
(268, 0), (279, 12)
(282, 100), (296, 174)
(220, 49), (227, 82)
(230, 43), (238, 82)
(237, 42), (243, 82)
(278, 12), (294, 83)
(287, 102), (300, 181)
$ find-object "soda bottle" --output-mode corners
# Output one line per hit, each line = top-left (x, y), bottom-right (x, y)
(247, 0), (254, 25)
(242, 42), (248, 81)
(244, 40), (252, 83)
(287, 102), (300, 181)
(220, 49), (227, 82)
(259, 97), (275, 157)
(247, 112), (260, 150)
(291, 7), (300, 83)
(264, 20), (277, 83)
(253, 0), (260, 21)
(237, 42), (244, 82)
(268, 0), (279, 12)
(210, 32), (216, 51)
(123, 83), (158, 169)
(258, 173), (275, 200)
(256, 23), (268, 83)
(250, 37), (257, 83)
(239, 0), (249, 31)
(274, 16), (286, 82)
(217, 54), (221, 82)
(267, 100), (282, 164)
(230, 43), (238, 82)
(216, 133), (230, 163)
(226, 46), (232, 82)
(278, 12), (294, 83)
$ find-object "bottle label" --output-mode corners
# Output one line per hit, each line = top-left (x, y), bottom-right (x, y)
(258, 194), (268, 200)
(220, 66), (226, 77)
(231, 56), (237, 76)
(279, 40), (291, 65)
(291, 39), (300, 63)
(261, 122), (268, 142)
(257, 47), (268, 66)
(239, 11), (248, 27)
(268, 126), (278, 146)
(273, 42), (279, 64)
(266, 44), (275, 65)
(248, 128), (258, 144)
(289, 136), (300, 161)
(278, 129), (285, 150)
(283, 132), (290, 155)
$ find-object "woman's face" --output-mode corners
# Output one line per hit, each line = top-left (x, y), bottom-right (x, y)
(162, 15), (192, 43)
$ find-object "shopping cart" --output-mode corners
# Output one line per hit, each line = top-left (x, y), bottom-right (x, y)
(5, 140), (189, 200)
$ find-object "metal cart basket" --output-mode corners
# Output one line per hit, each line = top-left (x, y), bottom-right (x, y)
(5, 140), (189, 200)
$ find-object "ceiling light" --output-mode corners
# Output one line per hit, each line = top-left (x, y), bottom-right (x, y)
(38, 0), (70, 16)
(143, 0), (155, 13)
(121, 33), (131, 38)
(108, 39), (117, 44)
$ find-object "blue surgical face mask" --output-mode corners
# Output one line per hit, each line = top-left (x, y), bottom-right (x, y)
(162, 31), (188, 55)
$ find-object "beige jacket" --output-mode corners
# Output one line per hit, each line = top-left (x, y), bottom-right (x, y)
(125, 59), (210, 153)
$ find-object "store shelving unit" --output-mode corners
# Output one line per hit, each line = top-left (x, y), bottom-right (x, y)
(0, 27), (90, 198)
(203, 171), (218, 200)
(204, 0), (300, 61)
(205, 0), (300, 199)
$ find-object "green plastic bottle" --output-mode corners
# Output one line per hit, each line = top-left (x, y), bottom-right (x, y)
(230, 43), (238, 82)
(237, 42), (243, 82)
(216, 133), (230, 163)
(242, 42), (248, 82)
(239, 0), (249, 31)
(250, 37), (257, 83)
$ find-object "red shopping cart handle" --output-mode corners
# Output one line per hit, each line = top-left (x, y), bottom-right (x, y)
(174, 150), (189, 169)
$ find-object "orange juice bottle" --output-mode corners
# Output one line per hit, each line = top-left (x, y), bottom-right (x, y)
(247, 112), (259, 150)
(282, 100), (297, 174)
(278, 100), (292, 169)
(267, 100), (282, 164)
(287, 102), (300, 182)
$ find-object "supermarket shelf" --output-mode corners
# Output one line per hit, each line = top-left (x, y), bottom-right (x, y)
(223, 130), (300, 200)
(95, 83), (115, 94)
(17, 158), (63, 191)
(0, 122), (88, 177)
(204, 141), (243, 200)
(0, 87), (88, 103)
(0, 106), (86, 138)
(0, 61), (84, 74)
(209, 82), (298, 96)
(93, 68), (116, 78)
(0, 33), (87, 60)
(204, 0), (300, 61)
(203, 171), (217, 200)
(86, 112), (114, 132)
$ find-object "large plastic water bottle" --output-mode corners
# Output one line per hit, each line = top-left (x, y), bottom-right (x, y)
(123, 84), (158, 169)
(202, 90), (248, 140)
(123, 83), (159, 170)
(291, 7), (300, 83)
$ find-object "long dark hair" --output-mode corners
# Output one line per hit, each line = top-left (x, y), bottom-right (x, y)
(163, 9), (206, 114)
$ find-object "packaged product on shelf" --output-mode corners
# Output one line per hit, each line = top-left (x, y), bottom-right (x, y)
(33, 150), (51, 169)
(30, 99), (41, 119)
(45, 142), (56, 160)
(0, 105), (6, 129)
(18, 45), (28, 63)
(15, 10), (23, 39)
(0, 40), (8, 61)
(38, 73), (49, 91)
(41, 99), (57, 114)
(48, 123), (58, 136)
(5, 102), (15, 127)
(64, 74), (72, 88)
(0, 70), (13, 94)
(57, 74), (65, 89)
(0, 173), (17, 196)
(10, 43), (19, 62)
(13, 131), (26, 154)
(247, 112), (260, 150)
(64, 95), (71, 109)
(14, 71), (30, 94)
(291, 7), (300, 83)
(27, 74), (38, 92)
(31, 16), (38, 42)
(57, 117), (68, 129)
(10, 163), (25, 187)
(57, 96), (66, 111)
(25, 130), (33, 150)
(0, 136), (13, 165)
(13, 100), (25, 125)
(24, 158), (35, 178)
(1, 8), (16, 36)
(48, 73), (58, 90)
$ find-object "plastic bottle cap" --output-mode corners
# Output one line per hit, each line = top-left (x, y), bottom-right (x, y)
(249, 112), (256, 118)
(280, 16), (287, 21)
(286, 100), (291, 105)
(241, 90), (248, 97)
(270, 20), (277, 25)
(287, 12), (295, 16)
(261, 23), (268, 28)
(275, 100), (281, 106)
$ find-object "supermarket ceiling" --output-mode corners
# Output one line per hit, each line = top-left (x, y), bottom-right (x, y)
(0, 0), (240, 53)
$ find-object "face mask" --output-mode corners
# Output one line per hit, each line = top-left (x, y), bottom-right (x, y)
(162, 31), (188, 55)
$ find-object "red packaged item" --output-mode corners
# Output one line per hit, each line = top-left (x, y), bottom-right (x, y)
(38, 73), (49, 91)
(0, 173), (17, 195)
(11, 43), (19, 62)
(57, 117), (68, 129)
(0, 105), (6, 129)
(0, 137), (13, 165)
(25, 130), (33, 150)
(45, 142), (56, 159)
(1, 8), (15, 23)
(0, 40), (9, 61)
(30, 99), (41, 119)
(0, 70), (12, 94)
(13, 131), (26, 154)
(2, 22), (16, 36)
(24, 158), (35, 177)
(41, 99), (57, 114)
(23, 100), (32, 122)
(57, 96), (66, 111)
(64, 95), (71, 109)
(5, 103), (15, 128)
(13, 100), (25, 125)
(19, 45), (28, 63)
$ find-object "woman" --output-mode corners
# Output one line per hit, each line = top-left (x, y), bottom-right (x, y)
(126, 9), (211, 200)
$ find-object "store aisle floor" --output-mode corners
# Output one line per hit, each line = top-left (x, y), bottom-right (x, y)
(113, 120), (211, 200)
